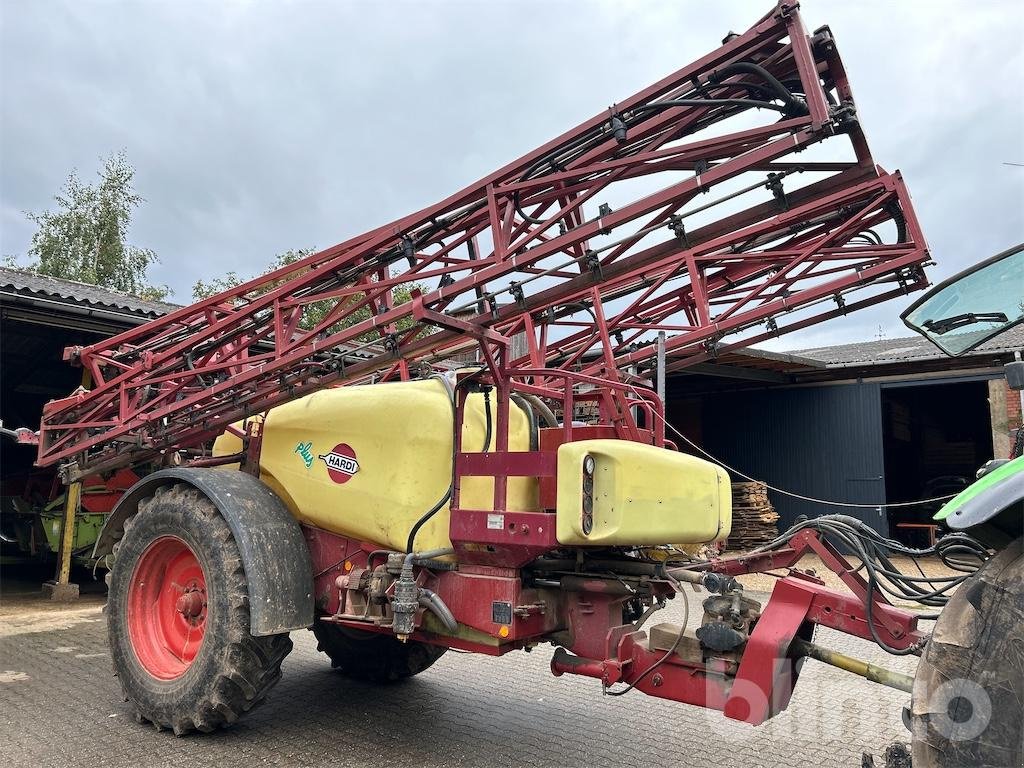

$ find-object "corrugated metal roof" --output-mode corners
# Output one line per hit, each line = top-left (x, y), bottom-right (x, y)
(0, 267), (178, 318)
(791, 323), (1024, 366)
(0, 267), (386, 362)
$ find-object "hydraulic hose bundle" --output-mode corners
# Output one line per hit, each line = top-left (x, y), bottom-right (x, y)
(513, 61), (808, 225)
(744, 514), (990, 654)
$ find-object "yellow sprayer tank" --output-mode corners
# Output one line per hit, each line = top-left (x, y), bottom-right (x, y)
(214, 376), (730, 552)
(214, 377), (536, 553)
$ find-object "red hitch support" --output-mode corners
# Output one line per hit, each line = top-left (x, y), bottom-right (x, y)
(548, 530), (927, 725)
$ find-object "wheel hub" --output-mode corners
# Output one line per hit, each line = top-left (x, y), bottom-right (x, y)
(175, 588), (206, 621)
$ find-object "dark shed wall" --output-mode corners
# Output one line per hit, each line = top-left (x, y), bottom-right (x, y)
(696, 382), (888, 535)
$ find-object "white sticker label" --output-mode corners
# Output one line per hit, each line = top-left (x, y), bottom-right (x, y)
(486, 513), (505, 530)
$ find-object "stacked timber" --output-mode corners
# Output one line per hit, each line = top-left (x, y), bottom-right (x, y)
(727, 481), (779, 550)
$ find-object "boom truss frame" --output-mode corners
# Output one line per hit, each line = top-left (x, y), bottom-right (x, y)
(38, 1), (930, 478)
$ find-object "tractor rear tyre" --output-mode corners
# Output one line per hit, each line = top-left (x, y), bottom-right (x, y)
(106, 484), (293, 735)
(910, 536), (1023, 767)
(312, 620), (446, 682)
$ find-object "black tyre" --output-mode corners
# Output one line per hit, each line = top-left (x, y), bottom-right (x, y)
(312, 620), (446, 683)
(910, 536), (1024, 768)
(106, 483), (292, 735)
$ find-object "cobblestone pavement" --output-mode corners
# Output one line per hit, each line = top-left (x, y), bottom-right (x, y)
(0, 586), (920, 768)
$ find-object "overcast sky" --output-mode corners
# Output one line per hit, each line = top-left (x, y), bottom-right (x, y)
(2, 0), (1021, 351)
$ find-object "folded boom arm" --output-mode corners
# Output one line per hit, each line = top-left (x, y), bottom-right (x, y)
(37, 2), (930, 477)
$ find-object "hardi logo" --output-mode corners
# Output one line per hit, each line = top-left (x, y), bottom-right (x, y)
(319, 443), (359, 483)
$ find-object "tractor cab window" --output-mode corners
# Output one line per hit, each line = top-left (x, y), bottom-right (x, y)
(903, 244), (1024, 356)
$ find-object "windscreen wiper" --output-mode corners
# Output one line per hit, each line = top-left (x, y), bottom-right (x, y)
(923, 311), (1009, 335)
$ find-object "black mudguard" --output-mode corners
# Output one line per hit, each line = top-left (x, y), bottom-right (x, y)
(94, 468), (314, 636)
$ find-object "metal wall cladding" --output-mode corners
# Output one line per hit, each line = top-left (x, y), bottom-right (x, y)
(698, 382), (887, 535)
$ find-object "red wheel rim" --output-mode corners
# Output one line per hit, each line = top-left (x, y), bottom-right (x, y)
(127, 536), (208, 680)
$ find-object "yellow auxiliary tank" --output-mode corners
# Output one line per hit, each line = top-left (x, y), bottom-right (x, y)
(214, 377), (731, 551)
(555, 439), (731, 546)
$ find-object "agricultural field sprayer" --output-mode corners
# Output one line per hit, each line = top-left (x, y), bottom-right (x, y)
(21, 3), (1023, 766)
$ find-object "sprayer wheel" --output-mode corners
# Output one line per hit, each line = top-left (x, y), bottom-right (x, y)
(107, 484), (292, 735)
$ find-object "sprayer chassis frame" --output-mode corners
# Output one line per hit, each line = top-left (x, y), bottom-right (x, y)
(309, 499), (925, 727)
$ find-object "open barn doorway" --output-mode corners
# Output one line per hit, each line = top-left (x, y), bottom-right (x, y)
(0, 314), (107, 578)
(881, 379), (994, 545)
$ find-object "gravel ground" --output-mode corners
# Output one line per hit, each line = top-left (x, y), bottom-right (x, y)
(0, 567), (926, 768)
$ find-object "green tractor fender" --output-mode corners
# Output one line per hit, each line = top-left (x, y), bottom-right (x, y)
(936, 455), (1024, 544)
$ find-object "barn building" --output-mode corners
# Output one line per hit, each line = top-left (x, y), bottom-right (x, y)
(1, 267), (176, 477)
(666, 327), (1023, 540)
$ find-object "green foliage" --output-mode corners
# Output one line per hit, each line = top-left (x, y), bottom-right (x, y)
(20, 152), (169, 300)
(193, 248), (426, 342)
(191, 271), (243, 301)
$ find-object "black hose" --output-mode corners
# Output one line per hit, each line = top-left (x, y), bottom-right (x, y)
(418, 588), (458, 633)
(405, 375), (458, 554)
(709, 62), (807, 117)
(510, 393), (539, 451)
(605, 573), (689, 696)
(513, 124), (609, 224)
(886, 201), (908, 243)
(733, 513), (988, 656)
(405, 371), (491, 554)
(702, 79), (775, 101)
(511, 66), (803, 226)
(403, 489), (453, 556)
(483, 387), (493, 450)
(632, 97), (788, 116)
(779, 78), (838, 108)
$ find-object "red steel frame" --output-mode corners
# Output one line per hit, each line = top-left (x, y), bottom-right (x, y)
(307, 523), (926, 726)
(37, 1), (929, 482)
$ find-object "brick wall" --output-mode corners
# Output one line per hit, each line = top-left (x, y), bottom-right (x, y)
(990, 378), (1023, 458)
(1007, 382), (1022, 425)
(1008, 380), (1023, 457)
